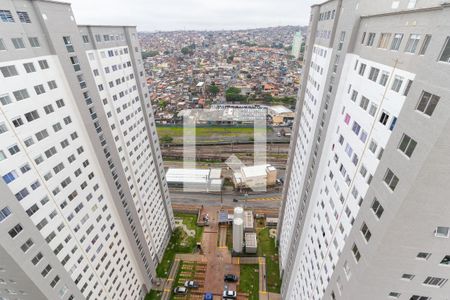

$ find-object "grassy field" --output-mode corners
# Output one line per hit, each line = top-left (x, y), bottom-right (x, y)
(144, 290), (162, 300)
(257, 228), (281, 293)
(238, 264), (259, 300)
(157, 125), (271, 143)
(155, 213), (203, 278)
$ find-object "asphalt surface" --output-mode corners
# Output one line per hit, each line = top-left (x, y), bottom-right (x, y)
(169, 191), (282, 209)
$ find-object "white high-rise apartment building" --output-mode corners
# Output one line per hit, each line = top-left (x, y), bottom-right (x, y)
(291, 31), (303, 59)
(0, 1), (174, 299)
(279, 0), (450, 299)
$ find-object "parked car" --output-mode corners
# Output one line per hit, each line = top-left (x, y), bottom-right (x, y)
(184, 280), (199, 288)
(173, 286), (188, 294)
(223, 290), (237, 299)
(203, 292), (213, 300)
(224, 274), (238, 282)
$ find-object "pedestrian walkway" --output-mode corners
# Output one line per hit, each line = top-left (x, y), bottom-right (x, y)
(161, 258), (181, 300)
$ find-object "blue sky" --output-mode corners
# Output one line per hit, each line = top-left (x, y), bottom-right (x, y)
(68, 0), (315, 31)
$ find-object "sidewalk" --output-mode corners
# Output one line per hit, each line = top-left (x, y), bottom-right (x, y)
(160, 258), (180, 300)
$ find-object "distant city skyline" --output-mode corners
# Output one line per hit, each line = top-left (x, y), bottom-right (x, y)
(68, 0), (314, 31)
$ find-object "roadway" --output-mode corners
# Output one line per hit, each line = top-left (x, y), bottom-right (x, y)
(169, 191), (282, 209)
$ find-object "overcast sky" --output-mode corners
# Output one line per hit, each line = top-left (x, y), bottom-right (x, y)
(68, 0), (316, 31)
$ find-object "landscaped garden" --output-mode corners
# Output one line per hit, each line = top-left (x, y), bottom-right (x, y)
(238, 264), (259, 300)
(146, 212), (204, 299)
(156, 213), (204, 277)
(257, 227), (281, 293)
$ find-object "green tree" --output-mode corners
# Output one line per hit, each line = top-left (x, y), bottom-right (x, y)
(158, 100), (168, 109)
(142, 50), (159, 59)
(160, 135), (173, 144)
(208, 84), (220, 96)
(225, 87), (246, 102)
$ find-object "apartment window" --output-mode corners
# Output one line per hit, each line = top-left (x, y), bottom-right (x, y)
(31, 252), (43, 265)
(368, 103), (377, 117)
(371, 198), (384, 219)
(351, 90), (358, 102)
(403, 79), (413, 96)
(44, 104), (54, 114)
(41, 264), (52, 277)
(379, 111), (389, 125)
(0, 206), (12, 222)
(23, 62), (36, 73)
(11, 38), (25, 49)
(366, 33), (376, 46)
(20, 163), (31, 174)
(1, 65), (19, 77)
(379, 71), (389, 86)
(35, 129), (49, 141)
(26, 203), (39, 216)
(53, 123), (62, 132)
(0, 39), (5, 50)
(368, 67), (379, 82)
(360, 96), (370, 110)
(407, 0), (417, 8)
(38, 59), (49, 69)
(391, 76), (403, 92)
(352, 122), (361, 135)
(0, 10), (15, 22)
(3, 171), (18, 184)
(405, 34), (421, 53)
(358, 63), (366, 76)
(25, 110), (40, 122)
(417, 252), (431, 260)
(82, 35), (89, 43)
(29, 37), (40, 47)
(50, 275), (60, 288)
(410, 296), (431, 300)
(34, 84), (45, 95)
(416, 91), (440, 116)
(402, 273), (415, 280)
(15, 188), (29, 201)
(440, 255), (450, 265)
(352, 243), (361, 262)
(8, 144), (20, 155)
(390, 33), (403, 50)
(389, 292), (401, 298)
(398, 134), (417, 158)
(360, 223), (371, 242)
(378, 33), (391, 49)
(419, 34), (431, 55)
(338, 31), (346, 51)
(0, 150), (5, 161)
(12, 117), (24, 128)
(44, 146), (57, 158)
(0, 94), (12, 105)
(48, 80), (57, 90)
(361, 32), (366, 44)
(423, 276), (447, 287)
(384, 169), (399, 191)
(8, 223), (23, 238)
(13, 89), (29, 100)
(17, 11), (31, 23)
(438, 36), (450, 62)
(0, 123), (7, 136)
(435, 226), (449, 238)
(56, 99), (65, 108)
(20, 238), (34, 252)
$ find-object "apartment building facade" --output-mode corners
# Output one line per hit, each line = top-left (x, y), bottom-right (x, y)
(0, 1), (174, 299)
(279, 0), (450, 299)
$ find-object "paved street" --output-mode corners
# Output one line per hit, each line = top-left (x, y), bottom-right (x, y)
(169, 191), (282, 209)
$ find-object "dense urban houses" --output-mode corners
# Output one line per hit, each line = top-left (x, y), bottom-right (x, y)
(0, 0), (174, 299)
(279, 0), (450, 299)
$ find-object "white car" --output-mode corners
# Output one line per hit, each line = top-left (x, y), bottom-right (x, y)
(223, 290), (237, 299)
(173, 286), (188, 294)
